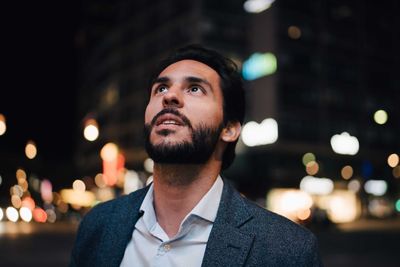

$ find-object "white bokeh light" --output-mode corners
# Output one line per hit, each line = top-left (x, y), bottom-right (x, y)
(244, 0), (275, 13)
(6, 207), (19, 222)
(330, 132), (359, 155)
(364, 180), (388, 196)
(300, 176), (334, 195)
(242, 118), (278, 147)
(19, 207), (33, 222)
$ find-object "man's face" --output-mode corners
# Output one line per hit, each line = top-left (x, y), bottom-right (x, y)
(144, 59), (224, 164)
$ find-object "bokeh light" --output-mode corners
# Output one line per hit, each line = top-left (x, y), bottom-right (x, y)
(60, 189), (96, 207)
(288, 25), (301, 39)
(100, 142), (119, 161)
(40, 179), (53, 203)
(242, 118), (278, 147)
(29, 176), (41, 192)
(306, 161), (319, 175)
(73, 179), (86, 192)
(267, 189), (313, 222)
(0, 208), (3, 221)
(16, 168), (27, 180)
(348, 179), (361, 192)
(11, 195), (22, 209)
(324, 190), (359, 223)
(94, 173), (107, 188)
(19, 207), (33, 222)
(144, 158), (154, 173)
(368, 198), (392, 218)
(330, 132), (359, 155)
(0, 113), (6, 136)
(83, 118), (99, 141)
(11, 185), (24, 198)
(302, 152), (316, 166)
(296, 208), (311, 221)
(25, 140), (37, 159)
(242, 53), (277, 80)
(46, 209), (57, 223)
(387, 153), (399, 168)
(243, 0), (275, 13)
(364, 180), (388, 196)
(341, 165), (353, 180)
(19, 179), (29, 192)
(373, 109), (388, 125)
(6, 207), (19, 222)
(21, 196), (35, 211)
(300, 176), (334, 195)
(33, 208), (47, 223)
(124, 170), (143, 195)
(396, 199), (400, 212)
(393, 166), (400, 178)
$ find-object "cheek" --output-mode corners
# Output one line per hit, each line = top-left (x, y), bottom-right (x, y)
(190, 105), (223, 126)
(144, 104), (155, 124)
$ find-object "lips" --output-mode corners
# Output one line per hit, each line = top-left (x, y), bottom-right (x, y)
(155, 114), (185, 127)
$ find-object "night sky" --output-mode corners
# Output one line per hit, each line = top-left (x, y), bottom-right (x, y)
(1, 1), (81, 163)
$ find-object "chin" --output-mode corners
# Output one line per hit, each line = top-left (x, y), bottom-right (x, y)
(152, 131), (191, 143)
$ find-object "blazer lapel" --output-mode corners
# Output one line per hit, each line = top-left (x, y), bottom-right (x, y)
(202, 180), (255, 267)
(97, 187), (149, 267)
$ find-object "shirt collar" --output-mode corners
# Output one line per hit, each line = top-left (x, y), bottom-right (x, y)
(139, 183), (157, 231)
(187, 175), (223, 223)
(139, 176), (224, 230)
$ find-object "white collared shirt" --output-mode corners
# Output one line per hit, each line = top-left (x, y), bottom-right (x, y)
(120, 176), (223, 267)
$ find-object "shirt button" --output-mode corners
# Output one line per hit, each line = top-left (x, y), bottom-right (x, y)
(164, 244), (171, 251)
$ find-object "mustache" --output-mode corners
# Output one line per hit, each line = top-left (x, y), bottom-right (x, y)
(150, 108), (192, 128)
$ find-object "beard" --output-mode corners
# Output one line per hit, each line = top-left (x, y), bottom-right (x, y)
(144, 109), (223, 165)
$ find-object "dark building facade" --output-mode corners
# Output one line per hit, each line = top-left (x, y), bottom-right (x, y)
(231, 0), (400, 199)
(75, 0), (399, 201)
(75, 0), (249, 176)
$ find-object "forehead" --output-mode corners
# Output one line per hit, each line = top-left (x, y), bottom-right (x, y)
(157, 59), (220, 83)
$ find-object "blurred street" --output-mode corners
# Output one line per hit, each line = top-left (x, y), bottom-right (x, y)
(0, 222), (77, 267)
(1, 219), (399, 267)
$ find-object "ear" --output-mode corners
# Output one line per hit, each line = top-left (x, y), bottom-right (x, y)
(221, 121), (241, 143)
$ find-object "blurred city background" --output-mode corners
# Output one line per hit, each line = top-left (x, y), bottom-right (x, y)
(0, 0), (399, 266)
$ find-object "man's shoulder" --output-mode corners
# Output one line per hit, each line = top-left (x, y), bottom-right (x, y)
(221, 182), (316, 243)
(212, 183), (322, 266)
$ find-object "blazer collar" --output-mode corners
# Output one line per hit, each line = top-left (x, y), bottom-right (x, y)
(97, 186), (149, 267)
(202, 179), (255, 267)
(94, 180), (255, 267)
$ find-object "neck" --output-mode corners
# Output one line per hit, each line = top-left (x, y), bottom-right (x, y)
(152, 160), (221, 238)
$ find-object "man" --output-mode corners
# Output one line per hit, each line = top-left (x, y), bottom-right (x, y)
(70, 45), (323, 266)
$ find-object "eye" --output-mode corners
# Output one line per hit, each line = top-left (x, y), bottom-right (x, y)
(188, 86), (203, 94)
(155, 85), (168, 94)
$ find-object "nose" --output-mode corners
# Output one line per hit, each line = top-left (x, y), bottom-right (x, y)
(162, 87), (183, 108)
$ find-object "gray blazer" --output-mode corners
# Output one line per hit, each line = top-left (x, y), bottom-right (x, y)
(70, 180), (323, 266)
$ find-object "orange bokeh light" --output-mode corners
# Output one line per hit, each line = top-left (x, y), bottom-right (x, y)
(33, 208), (47, 223)
(21, 196), (36, 211)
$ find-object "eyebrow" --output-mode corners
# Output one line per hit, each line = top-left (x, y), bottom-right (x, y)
(152, 76), (213, 90)
(152, 76), (170, 85)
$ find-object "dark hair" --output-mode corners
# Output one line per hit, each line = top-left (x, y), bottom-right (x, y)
(149, 44), (245, 169)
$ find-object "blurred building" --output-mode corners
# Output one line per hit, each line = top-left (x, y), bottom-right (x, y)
(75, 0), (400, 204)
(229, 0), (400, 201)
(75, 0), (249, 175)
